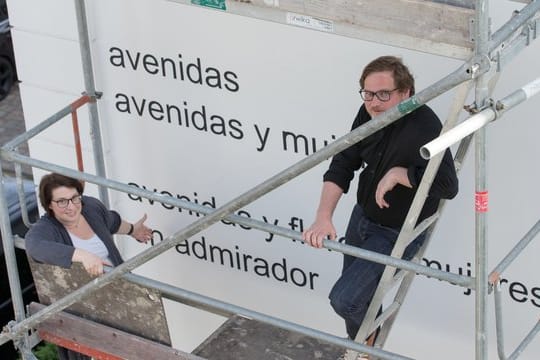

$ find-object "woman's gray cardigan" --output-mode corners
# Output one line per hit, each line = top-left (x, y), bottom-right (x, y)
(25, 196), (124, 268)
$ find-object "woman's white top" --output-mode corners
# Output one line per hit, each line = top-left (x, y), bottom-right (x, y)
(69, 232), (113, 265)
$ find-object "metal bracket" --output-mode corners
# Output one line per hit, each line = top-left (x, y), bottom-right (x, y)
(81, 91), (103, 102)
(523, 17), (539, 45)
(465, 54), (492, 79)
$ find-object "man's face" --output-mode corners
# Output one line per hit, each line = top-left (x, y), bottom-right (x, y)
(363, 71), (410, 118)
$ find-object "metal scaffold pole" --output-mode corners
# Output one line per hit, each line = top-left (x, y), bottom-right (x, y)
(1, 1), (539, 359)
(73, 0), (109, 207)
(0, 165), (34, 359)
(474, 1), (491, 359)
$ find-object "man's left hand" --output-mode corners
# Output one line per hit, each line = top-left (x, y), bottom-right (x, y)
(375, 167), (412, 208)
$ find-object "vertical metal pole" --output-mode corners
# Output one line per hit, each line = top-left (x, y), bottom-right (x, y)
(493, 282), (507, 359)
(73, 0), (109, 207)
(474, 1), (490, 359)
(0, 165), (32, 358)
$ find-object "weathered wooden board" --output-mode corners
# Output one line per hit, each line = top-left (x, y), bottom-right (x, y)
(193, 315), (346, 359)
(27, 259), (171, 346)
(177, 0), (477, 58)
(28, 302), (203, 360)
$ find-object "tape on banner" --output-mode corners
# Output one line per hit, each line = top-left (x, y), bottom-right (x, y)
(475, 191), (488, 212)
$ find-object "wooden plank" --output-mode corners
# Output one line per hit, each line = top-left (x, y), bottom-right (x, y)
(225, 0), (474, 58)
(242, 0), (474, 46)
(27, 259), (171, 346)
(28, 302), (203, 360)
(192, 315), (345, 359)
(170, 0), (476, 58)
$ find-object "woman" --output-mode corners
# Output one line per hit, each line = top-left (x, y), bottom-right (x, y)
(26, 173), (153, 276)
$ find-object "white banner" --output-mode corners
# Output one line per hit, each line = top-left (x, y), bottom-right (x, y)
(10, 0), (539, 358)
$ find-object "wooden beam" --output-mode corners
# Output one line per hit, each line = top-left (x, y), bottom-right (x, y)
(174, 0), (476, 58)
(28, 303), (204, 360)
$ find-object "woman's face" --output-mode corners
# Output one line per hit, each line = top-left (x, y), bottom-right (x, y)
(49, 186), (82, 225)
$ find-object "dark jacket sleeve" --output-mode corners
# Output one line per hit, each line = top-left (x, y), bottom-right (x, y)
(323, 107), (368, 193)
(25, 217), (75, 268)
(82, 196), (121, 234)
(406, 107), (459, 200)
(407, 148), (458, 199)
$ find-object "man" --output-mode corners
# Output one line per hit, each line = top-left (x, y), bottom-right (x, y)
(302, 56), (458, 358)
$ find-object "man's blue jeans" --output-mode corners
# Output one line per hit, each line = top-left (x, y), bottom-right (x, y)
(329, 204), (425, 340)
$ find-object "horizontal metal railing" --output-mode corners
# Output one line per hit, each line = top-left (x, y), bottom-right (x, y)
(1, 1), (539, 359)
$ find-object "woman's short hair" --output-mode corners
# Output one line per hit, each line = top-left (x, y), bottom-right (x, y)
(360, 55), (415, 96)
(39, 173), (84, 216)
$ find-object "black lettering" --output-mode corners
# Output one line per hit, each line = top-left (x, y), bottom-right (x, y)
(282, 131), (309, 155)
(177, 195), (192, 214)
(191, 105), (208, 131)
(109, 47), (125, 67)
(209, 244), (233, 266)
(126, 49), (141, 70)
(143, 54), (159, 74)
(254, 124), (270, 152)
(421, 258), (442, 271)
(228, 119), (244, 139)
(150, 229), (164, 246)
(508, 281), (528, 303)
(114, 93), (130, 113)
(193, 237), (208, 260)
(309, 272), (319, 290)
(237, 210), (252, 230)
(205, 67), (222, 89)
(175, 239), (190, 255)
(209, 114), (225, 135)
(131, 96), (146, 116)
(187, 57), (203, 84)
(224, 71), (239, 92)
(165, 103), (183, 125)
(253, 257), (270, 277)
(159, 190), (174, 210)
(127, 182), (142, 201)
(160, 57), (177, 78)
(458, 262), (472, 295)
(242, 253), (252, 272)
(177, 54), (185, 80)
(148, 101), (164, 120)
(271, 258), (288, 282)
(290, 268), (307, 287)
(531, 287), (540, 307)
(109, 48), (240, 93)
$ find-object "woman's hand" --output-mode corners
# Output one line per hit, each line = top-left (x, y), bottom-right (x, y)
(131, 214), (153, 243)
(72, 248), (110, 276)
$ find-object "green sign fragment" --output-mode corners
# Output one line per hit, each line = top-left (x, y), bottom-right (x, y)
(397, 96), (421, 115)
(191, 0), (226, 11)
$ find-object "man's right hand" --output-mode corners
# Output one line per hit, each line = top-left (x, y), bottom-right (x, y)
(302, 218), (337, 249)
(303, 181), (343, 249)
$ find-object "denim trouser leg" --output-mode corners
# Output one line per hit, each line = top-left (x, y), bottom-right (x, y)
(329, 204), (425, 340)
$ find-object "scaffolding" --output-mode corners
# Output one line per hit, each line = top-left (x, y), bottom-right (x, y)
(0, 0), (539, 359)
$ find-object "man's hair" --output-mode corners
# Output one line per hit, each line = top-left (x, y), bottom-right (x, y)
(359, 56), (415, 96)
(39, 173), (84, 216)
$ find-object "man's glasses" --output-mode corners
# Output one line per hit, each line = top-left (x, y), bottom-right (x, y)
(51, 195), (82, 208)
(359, 88), (398, 102)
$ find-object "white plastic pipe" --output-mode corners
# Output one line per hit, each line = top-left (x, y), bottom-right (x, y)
(421, 77), (540, 160)
(420, 108), (496, 159)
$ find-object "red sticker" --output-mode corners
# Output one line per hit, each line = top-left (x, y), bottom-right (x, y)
(475, 191), (488, 212)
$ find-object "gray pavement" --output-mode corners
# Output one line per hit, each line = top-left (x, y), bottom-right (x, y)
(0, 83), (33, 179)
